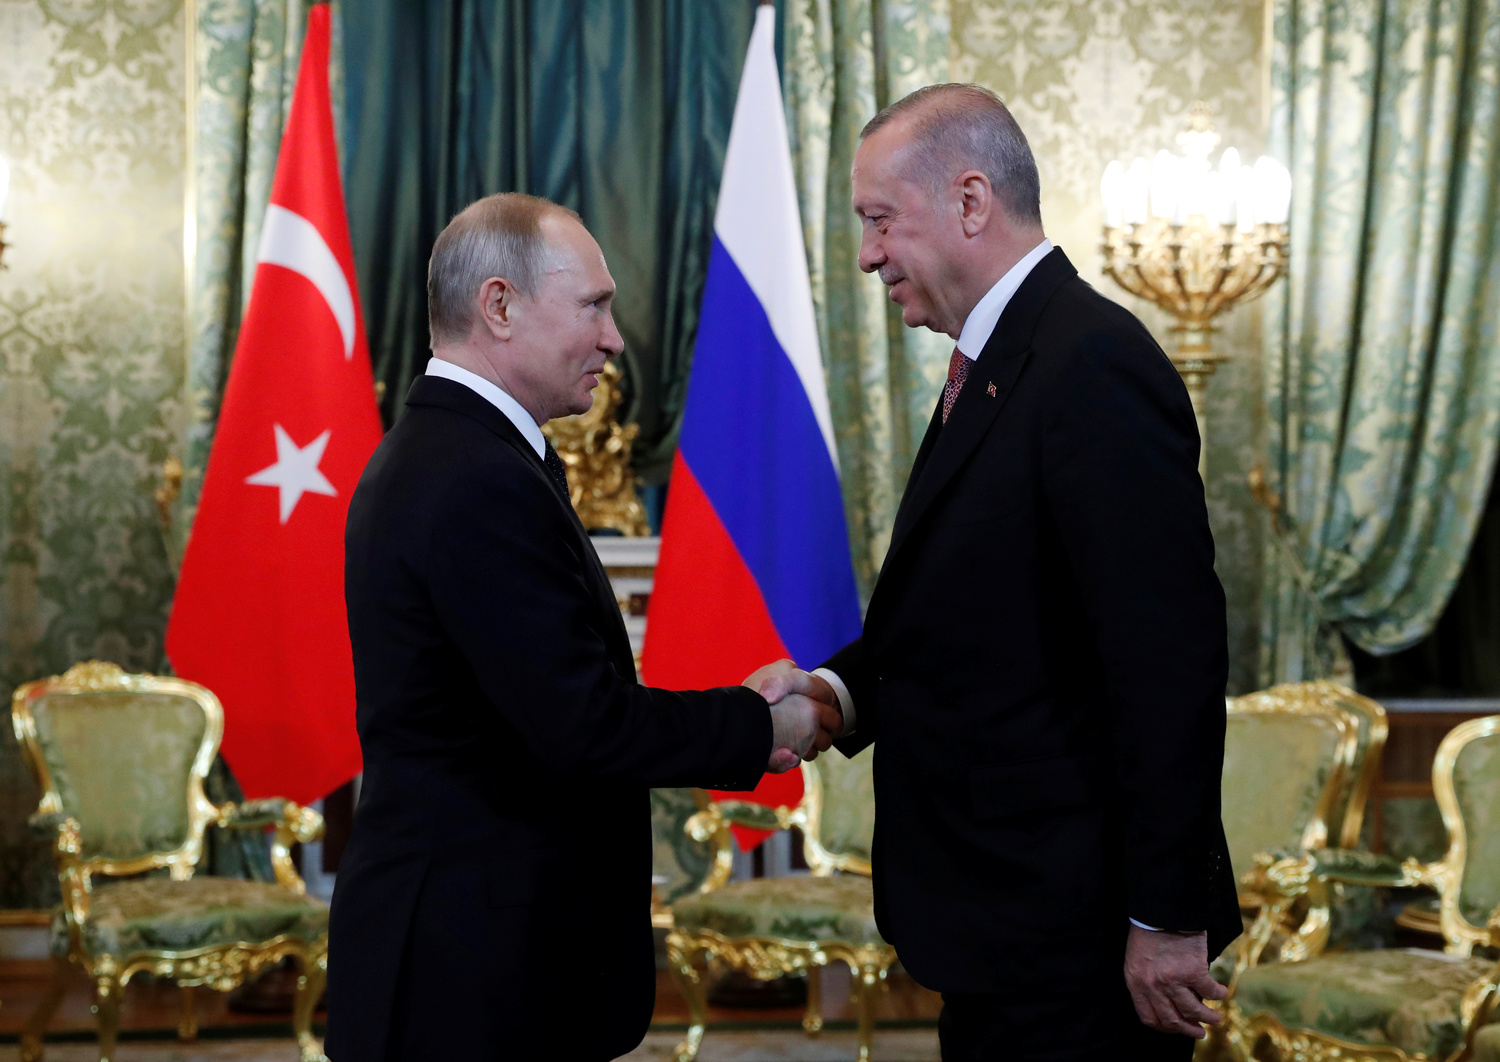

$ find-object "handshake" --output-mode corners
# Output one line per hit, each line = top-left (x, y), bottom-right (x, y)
(743, 659), (845, 774)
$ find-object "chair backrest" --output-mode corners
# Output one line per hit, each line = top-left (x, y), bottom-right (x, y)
(1223, 684), (1360, 883)
(651, 787), (728, 921)
(1431, 715), (1500, 954)
(1315, 683), (1388, 848)
(10, 661), (222, 879)
(800, 752), (874, 876)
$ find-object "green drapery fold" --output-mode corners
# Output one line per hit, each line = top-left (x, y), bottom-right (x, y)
(342, 0), (754, 482)
(783, 0), (952, 596)
(1260, 0), (1500, 682)
(183, 0), (343, 560)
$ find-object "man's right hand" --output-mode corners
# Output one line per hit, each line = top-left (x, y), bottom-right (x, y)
(743, 660), (843, 773)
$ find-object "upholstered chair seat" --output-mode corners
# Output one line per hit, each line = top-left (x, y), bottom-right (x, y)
(63, 877), (329, 958)
(670, 873), (883, 946)
(1232, 948), (1496, 1059)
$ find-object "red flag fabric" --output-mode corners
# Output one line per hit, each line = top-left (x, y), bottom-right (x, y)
(166, 5), (381, 804)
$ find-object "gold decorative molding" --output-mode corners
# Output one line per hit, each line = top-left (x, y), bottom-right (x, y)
(543, 360), (649, 536)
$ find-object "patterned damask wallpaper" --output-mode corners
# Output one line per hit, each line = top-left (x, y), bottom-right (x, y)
(0, 0), (185, 907)
(952, 0), (1270, 693)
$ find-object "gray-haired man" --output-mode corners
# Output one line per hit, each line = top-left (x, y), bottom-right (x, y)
(327, 193), (839, 1060)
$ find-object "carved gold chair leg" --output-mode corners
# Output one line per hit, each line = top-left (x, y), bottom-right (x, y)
(294, 948), (329, 1062)
(178, 984), (198, 1041)
(800, 965), (824, 1035)
(853, 961), (882, 1062)
(19, 956), (71, 1062)
(94, 974), (122, 1062)
(665, 933), (707, 1062)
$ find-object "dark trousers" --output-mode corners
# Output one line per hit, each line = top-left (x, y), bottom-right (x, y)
(938, 983), (1197, 1061)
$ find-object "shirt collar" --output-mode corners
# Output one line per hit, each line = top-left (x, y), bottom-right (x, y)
(425, 356), (547, 459)
(955, 238), (1054, 360)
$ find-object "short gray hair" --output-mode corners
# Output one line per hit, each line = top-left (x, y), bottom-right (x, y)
(427, 193), (578, 345)
(861, 84), (1041, 225)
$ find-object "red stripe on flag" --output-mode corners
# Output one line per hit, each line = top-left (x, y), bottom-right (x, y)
(644, 452), (803, 847)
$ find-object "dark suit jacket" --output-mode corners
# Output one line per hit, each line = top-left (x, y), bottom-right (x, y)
(825, 248), (1241, 994)
(326, 376), (771, 1061)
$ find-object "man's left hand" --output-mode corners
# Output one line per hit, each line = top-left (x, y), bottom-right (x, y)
(1123, 924), (1226, 1039)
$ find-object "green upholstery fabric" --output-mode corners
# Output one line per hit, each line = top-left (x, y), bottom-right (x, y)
(1222, 710), (1343, 881)
(1472, 1021), (1500, 1062)
(1306, 848), (1410, 887)
(1452, 730), (1500, 928)
(53, 878), (328, 958)
(651, 788), (716, 906)
(671, 874), (884, 947)
(814, 753), (874, 863)
(31, 691), (207, 862)
(1235, 948), (1494, 1059)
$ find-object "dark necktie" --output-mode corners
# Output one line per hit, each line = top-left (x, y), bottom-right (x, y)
(543, 441), (572, 503)
(942, 347), (970, 424)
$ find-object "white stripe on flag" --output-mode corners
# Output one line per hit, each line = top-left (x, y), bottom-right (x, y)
(712, 5), (839, 471)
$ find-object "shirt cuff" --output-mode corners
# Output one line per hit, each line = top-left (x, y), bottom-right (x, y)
(811, 668), (855, 737)
(1129, 918), (1163, 931)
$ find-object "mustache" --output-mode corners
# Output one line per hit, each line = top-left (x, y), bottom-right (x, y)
(878, 266), (904, 286)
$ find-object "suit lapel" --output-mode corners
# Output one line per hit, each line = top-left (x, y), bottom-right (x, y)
(882, 248), (1078, 572)
(406, 377), (635, 675)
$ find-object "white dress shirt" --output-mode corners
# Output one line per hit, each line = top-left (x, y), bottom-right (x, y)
(425, 357), (546, 459)
(810, 237), (1053, 735)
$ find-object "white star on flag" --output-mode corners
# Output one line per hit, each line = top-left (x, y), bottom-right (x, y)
(245, 424), (337, 524)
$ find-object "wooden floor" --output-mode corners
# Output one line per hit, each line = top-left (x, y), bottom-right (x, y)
(0, 960), (942, 1041)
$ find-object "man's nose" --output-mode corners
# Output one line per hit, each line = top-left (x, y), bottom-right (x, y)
(602, 314), (625, 356)
(857, 232), (883, 275)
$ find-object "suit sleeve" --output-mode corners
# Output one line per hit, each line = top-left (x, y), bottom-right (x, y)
(427, 460), (772, 791)
(1041, 322), (1229, 932)
(822, 637), (878, 757)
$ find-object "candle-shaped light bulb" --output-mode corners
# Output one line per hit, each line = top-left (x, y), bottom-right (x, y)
(1219, 147), (1241, 176)
(1150, 150), (1178, 220)
(1123, 157), (1150, 225)
(1100, 160), (1125, 228)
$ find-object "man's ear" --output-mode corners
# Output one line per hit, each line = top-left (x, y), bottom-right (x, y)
(957, 170), (994, 238)
(477, 276), (519, 340)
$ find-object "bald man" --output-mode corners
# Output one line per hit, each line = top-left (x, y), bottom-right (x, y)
(327, 194), (839, 1061)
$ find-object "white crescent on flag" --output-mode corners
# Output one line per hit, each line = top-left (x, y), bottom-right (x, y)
(257, 203), (357, 360)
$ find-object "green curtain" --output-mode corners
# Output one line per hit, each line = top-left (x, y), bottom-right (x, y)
(1260, 0), (1500, 683)
(184, 0), (343, 561)
(783, 0), (952, 596)
(341, 0), (754, 483)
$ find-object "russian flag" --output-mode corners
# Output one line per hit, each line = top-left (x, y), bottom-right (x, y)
(642, 4), (861, 839)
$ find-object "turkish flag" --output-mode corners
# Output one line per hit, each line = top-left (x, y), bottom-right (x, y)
(166, 5), (381, 804)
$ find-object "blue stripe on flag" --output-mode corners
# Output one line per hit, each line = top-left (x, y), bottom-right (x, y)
(679, 237), (862, 666)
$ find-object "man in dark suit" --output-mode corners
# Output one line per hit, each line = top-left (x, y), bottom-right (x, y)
(327, 193), (838, 1061)
(756, 85), (1242, 1059)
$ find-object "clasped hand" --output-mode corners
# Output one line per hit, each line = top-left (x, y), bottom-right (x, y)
(742, 659), (843, 774)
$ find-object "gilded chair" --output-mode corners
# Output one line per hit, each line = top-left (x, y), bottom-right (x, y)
(11, 661), (329, 1062)
(665, 753), (893, 1062)
(650, 787), (732, 929)
(1222, 683), (1369, 965)
(1223, 715), (1500, 1062)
